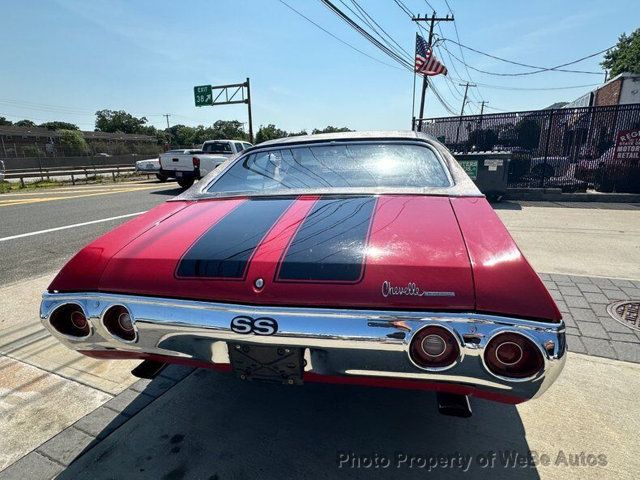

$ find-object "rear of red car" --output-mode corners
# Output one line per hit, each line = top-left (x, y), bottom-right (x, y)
(40, 132), (565, 414)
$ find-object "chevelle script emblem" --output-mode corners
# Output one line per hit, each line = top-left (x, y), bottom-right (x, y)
(381, 281), (455, 298)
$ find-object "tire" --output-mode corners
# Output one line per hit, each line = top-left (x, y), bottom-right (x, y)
(177, 177), (195, 189)
(156, 173), (168, 182)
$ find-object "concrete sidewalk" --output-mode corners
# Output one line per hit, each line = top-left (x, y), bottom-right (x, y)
(2, 353), (638, 480)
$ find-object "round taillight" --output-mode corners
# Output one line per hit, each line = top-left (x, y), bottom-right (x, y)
(484, 332), (544, 379)
(49, 304), (91, 338)
(103, 305), (136, 342)
(409, 325), (460, 370)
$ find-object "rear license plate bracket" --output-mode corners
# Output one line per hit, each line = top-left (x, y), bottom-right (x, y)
(228, 344), (304, 385)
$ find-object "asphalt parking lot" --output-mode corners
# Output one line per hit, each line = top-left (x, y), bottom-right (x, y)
(1, 180), (639, 479)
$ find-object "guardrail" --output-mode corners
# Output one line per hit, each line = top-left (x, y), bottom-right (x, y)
(4, 164), (146, 187)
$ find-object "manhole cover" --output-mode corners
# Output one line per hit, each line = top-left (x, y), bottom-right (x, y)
(607, 301), (640, 332)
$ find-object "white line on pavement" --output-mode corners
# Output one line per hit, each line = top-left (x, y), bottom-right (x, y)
(0, 211), (146, 242)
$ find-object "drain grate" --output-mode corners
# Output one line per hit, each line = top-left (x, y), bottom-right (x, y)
(607, 301), (640, 332)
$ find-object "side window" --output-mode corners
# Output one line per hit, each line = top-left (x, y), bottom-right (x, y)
(234, 142), (244, 152)
(243, 142), (253, 150)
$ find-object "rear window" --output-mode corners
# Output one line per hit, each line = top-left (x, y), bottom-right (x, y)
(203, 142), (233, 154)
(207, 143), (450, 194)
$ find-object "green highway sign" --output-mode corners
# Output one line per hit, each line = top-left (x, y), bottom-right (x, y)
(194, 85), (213, 106)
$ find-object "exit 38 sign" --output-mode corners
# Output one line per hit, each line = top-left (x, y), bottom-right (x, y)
(194, 85), (213, 106)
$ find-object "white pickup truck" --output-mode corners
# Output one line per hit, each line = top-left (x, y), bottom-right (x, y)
(159, 139), (252, 188)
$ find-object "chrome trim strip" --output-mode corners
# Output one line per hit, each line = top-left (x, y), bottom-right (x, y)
(41, 292), (565, 401)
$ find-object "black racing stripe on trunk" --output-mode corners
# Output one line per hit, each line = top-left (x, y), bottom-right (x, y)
(276, 196), (377, 283)
(176, 198), (295, 279)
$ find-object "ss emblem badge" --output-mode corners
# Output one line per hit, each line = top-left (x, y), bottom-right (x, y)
(230, 316), (278, 336)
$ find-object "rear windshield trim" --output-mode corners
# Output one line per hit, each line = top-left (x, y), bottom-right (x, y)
(172, 139), (482, 200)
(201, 140), (452, 195)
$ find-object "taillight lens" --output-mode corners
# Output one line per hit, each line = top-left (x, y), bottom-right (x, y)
(103, 305), (136, 342)
(49, 304), (90, 338)
(192, 157), (200, 168)
(409, 325), (460, 369)
(484, 332), (544, 379)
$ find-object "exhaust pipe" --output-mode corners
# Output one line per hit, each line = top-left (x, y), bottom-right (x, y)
(436, 392), (472, 418)
(131, 360), (167, 379)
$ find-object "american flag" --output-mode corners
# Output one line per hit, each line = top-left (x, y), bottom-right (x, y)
(415, 34), (447, 76)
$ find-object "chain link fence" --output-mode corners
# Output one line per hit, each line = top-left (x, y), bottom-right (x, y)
(416, 103), (640, 193)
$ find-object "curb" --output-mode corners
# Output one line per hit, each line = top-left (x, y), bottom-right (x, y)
(505, 188), (640, 203)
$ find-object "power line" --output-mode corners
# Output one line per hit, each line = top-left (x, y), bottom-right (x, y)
(447, 78), (601, 91)
(276, 0), (403, 70)
(393, 0), (413, 17)
(319, 0), (413, 70)
(347, 0), (412, 58)
(442, 38), (607, 75)
(440, 42), (609, 77)
(438, 0), (483, 102)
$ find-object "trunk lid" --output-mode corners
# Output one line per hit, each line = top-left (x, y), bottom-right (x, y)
(98, 195), (475, 310)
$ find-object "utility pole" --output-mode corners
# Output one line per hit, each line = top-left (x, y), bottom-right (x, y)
(479, 100), (488, 116)
(162, 114), (171, 129)
(412, 12), (454, 131)
(459, 82), (476, 116)
(455, 82), (476, 145)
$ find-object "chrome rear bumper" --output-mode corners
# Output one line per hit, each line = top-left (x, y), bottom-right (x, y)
(40, 292), (566, 403)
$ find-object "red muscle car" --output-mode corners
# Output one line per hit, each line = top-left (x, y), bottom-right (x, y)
(41, 131), (565, 417)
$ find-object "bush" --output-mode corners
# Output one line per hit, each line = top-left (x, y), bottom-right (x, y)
(21, 145), (42, 157)
(59, 130), (89, 155)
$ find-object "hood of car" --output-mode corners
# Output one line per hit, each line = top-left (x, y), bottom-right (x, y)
(95, 195), (476, 310)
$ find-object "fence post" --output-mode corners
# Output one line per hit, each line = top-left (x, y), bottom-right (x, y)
(540, 109), (555, 188)
(112, 170), (116, 182)
(71, 173), (75, 185)
(20, 176), (25, 188)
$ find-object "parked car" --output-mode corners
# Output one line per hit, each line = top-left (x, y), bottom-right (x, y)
(159, 140), (252, 189)
(94, 152), (111, 158)
(135, 158), (167, 182)
(40, 131), (565, 417)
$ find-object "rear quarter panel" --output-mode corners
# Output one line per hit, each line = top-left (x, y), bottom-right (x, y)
(450, 197), (561, 322)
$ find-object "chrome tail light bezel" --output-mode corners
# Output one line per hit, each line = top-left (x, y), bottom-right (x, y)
(407, 323), (465, 372)
(481, 330), (547, 383)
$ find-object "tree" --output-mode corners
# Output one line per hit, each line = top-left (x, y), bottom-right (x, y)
(14, 119), (36, 127)
(0, 116), (12, 126)
(59, 129), (89, 155)
(601, 29), (640, 78)
(255, 124), (288, 143)
(287, 129), (308, 137)
(469, 128), (498, 151)
(39, 121), (79, 131)
(209, 120), (248, 141)
(312, 126), (352, 134)
(514, 119), (541, 150)
(95, 109), (149, 134)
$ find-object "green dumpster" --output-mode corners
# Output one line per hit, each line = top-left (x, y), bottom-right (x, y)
(454, 152), (511, 202)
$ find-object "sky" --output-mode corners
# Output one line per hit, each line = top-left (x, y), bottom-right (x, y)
(0, 0), (637, 133)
